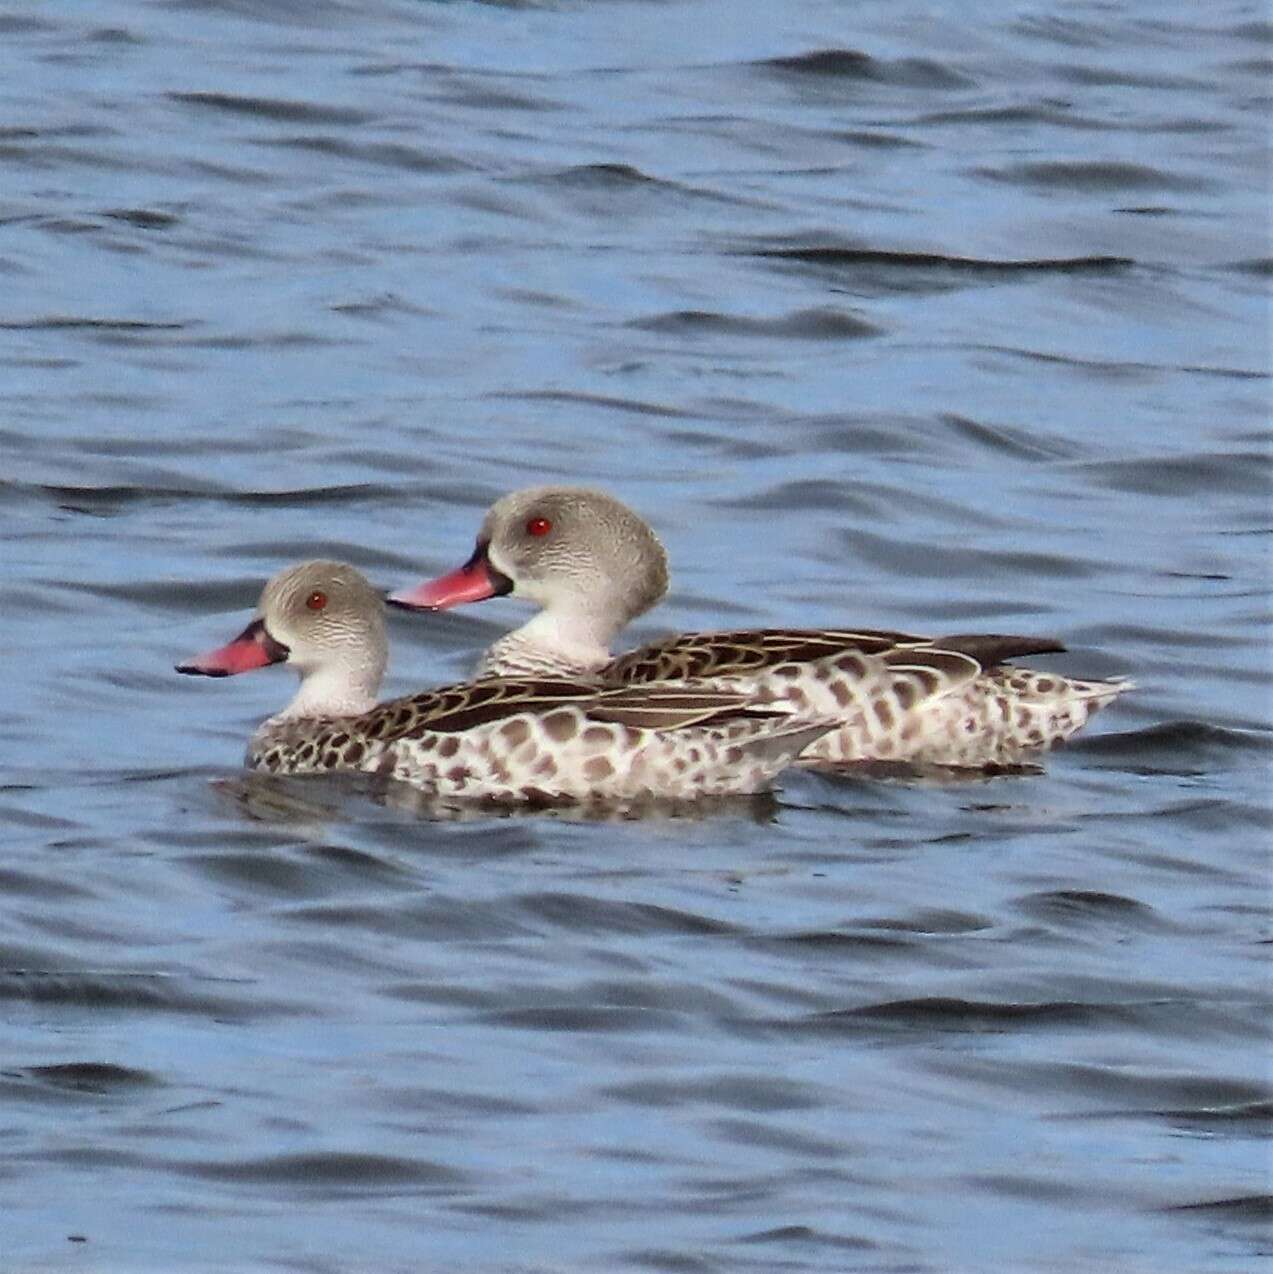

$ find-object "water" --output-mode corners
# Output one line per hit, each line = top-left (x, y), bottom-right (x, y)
(1, 1), (1269, 1269)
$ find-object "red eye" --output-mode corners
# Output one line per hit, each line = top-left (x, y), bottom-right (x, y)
(306, 590), (328, 611)
(526, 516), (552, 537)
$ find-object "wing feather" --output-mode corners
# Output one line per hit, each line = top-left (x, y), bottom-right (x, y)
(604, 627), (1065, 690)
(605, 627), (929, 683)
(357, 677), (776, 741)
(587, 686), (780, 731)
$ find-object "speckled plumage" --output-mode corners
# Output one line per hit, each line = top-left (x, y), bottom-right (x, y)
(178, 561), (833, 802)
(389, 489), (1133, 771)
(599, 627), (1128, 769)
(249, 676), (834, 800)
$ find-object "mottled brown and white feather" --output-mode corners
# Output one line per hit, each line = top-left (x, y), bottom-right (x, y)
(389, 489), (1134, 770)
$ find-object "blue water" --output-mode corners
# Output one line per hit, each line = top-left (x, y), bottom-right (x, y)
(1, 1), (1269, 1270)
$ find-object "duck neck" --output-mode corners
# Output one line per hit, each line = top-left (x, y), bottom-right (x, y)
(272, 654), (385, 722)
(479, 608), (615, 678)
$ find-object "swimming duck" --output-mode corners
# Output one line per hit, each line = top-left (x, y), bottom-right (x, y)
(176, 560), (832, 800)
(387, 487), (1132, 770)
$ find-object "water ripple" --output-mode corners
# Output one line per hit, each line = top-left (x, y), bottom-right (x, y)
(0, 1), (1267, 1269)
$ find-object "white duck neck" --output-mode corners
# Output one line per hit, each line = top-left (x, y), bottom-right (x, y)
(478, 608), (614, 677)
(273, 655), (384, 722)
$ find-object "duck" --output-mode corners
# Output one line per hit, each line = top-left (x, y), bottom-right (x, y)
(387, 487), (1132, 770)
(176, 560), (833, 801)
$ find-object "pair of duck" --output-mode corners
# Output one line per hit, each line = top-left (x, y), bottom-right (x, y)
(178, 486), (1131, 802)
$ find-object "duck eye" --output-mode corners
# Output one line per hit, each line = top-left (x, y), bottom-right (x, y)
(306, 590), (328, 611)
(526, 516), (552, 538)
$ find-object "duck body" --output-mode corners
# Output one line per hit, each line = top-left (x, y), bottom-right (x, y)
(248, 677), (832, 800)
(388, 487), (1132, 771)
(603, 627), (1124, 769)
(177, 561), (829, 802)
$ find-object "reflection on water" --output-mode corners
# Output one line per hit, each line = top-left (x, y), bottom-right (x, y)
(0, 0), (1268, 1270)
(217, 771), (782, 827)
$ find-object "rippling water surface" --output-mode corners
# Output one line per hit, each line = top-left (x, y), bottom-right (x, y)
(2, 1), (1269, 1270)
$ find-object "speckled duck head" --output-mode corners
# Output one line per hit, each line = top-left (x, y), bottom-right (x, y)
(389, 487), (669, 675)
(177, 560), (388, 719)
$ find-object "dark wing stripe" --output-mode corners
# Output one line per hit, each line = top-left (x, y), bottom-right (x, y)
(881, 649), (979, 674)
(882, 648), (980, 680)
(597, 687), (751, 712)
(587, 685), (773, 731)
(588, 704), (714, 730)
(589, 704), (788, 730)
(934, 633), (1066, 665)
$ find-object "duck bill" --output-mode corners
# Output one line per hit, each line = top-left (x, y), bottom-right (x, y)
(176, 618), (289, 677)
(387, 542), (512, 612)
